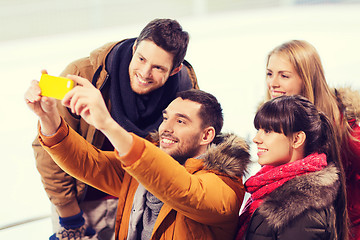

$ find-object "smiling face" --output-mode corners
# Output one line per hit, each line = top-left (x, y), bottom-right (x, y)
(266, 53), (303, 99)
(158, 97), (206, 163)
(253, 129), (296, 167)
(128, 40), (178, 95)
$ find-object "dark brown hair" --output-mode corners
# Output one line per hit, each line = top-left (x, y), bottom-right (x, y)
(177, 89), (223, 136)
(136, 18), (189, 71)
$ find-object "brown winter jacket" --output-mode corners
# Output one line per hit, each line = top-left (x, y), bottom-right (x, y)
(38, 120), (250, 239)
(32, 40), (198, 210)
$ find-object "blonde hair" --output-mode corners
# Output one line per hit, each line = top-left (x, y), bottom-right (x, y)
(266, 40), (351, 240)
(266, 40), (345, 143)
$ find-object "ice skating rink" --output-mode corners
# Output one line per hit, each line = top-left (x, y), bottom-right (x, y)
(1, 3), (359, 239)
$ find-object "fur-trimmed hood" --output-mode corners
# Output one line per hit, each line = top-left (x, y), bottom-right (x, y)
(335, 87), (360, 122)
(258, 164), (340, 230)
(150, 132), (251, 179)
(202, 133), (251, 178)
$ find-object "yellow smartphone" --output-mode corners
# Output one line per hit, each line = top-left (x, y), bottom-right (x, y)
(39, 74), (74, 100)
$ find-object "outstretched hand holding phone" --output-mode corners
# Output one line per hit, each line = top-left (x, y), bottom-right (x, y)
(25, 70), (133, 155)
(62, 74), (133, 156)
(24, 70), (109, 135)
(61, 74), (114, 132)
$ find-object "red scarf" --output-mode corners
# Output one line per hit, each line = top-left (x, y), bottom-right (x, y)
(235, 153), (327, 240)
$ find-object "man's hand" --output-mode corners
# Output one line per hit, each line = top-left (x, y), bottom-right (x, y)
(63, 75), (133, 156)
(24, 70), (61, 135)
(62, 75), (114, 132)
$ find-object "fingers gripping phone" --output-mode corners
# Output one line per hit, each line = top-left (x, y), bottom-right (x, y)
(39, 74), (74, 100)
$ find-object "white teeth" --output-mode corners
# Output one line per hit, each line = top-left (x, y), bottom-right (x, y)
(137, 75), (148, 84)
(258, 149), (267, 152)
(138, 77), (147, 84)
(162, 138), (175, 144)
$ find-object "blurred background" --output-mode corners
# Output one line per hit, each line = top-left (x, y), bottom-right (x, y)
(1, 0), (359, 238)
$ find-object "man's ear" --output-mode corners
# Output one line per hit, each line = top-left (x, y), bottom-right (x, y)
(132, 40), (137, 54)
(200, 127), (216, 146)
(293, 131), (306, 149)
(169, 63), (183, 76)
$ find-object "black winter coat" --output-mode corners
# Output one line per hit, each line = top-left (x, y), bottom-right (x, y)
(245, 164), (340, 240)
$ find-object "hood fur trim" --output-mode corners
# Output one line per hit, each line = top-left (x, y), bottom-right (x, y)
(258, 164), (339, 230)
(202, 133), (251, 178)
(335, 87), (360, 121)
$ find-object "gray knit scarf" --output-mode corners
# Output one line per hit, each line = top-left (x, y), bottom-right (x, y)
(126, 184), (164, 240)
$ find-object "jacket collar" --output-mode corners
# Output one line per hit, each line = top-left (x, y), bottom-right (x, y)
(88, 40), (127, 89)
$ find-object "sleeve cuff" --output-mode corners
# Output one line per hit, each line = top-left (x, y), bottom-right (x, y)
(115, 133), (145, 167)
(39, 117), (69, 147)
